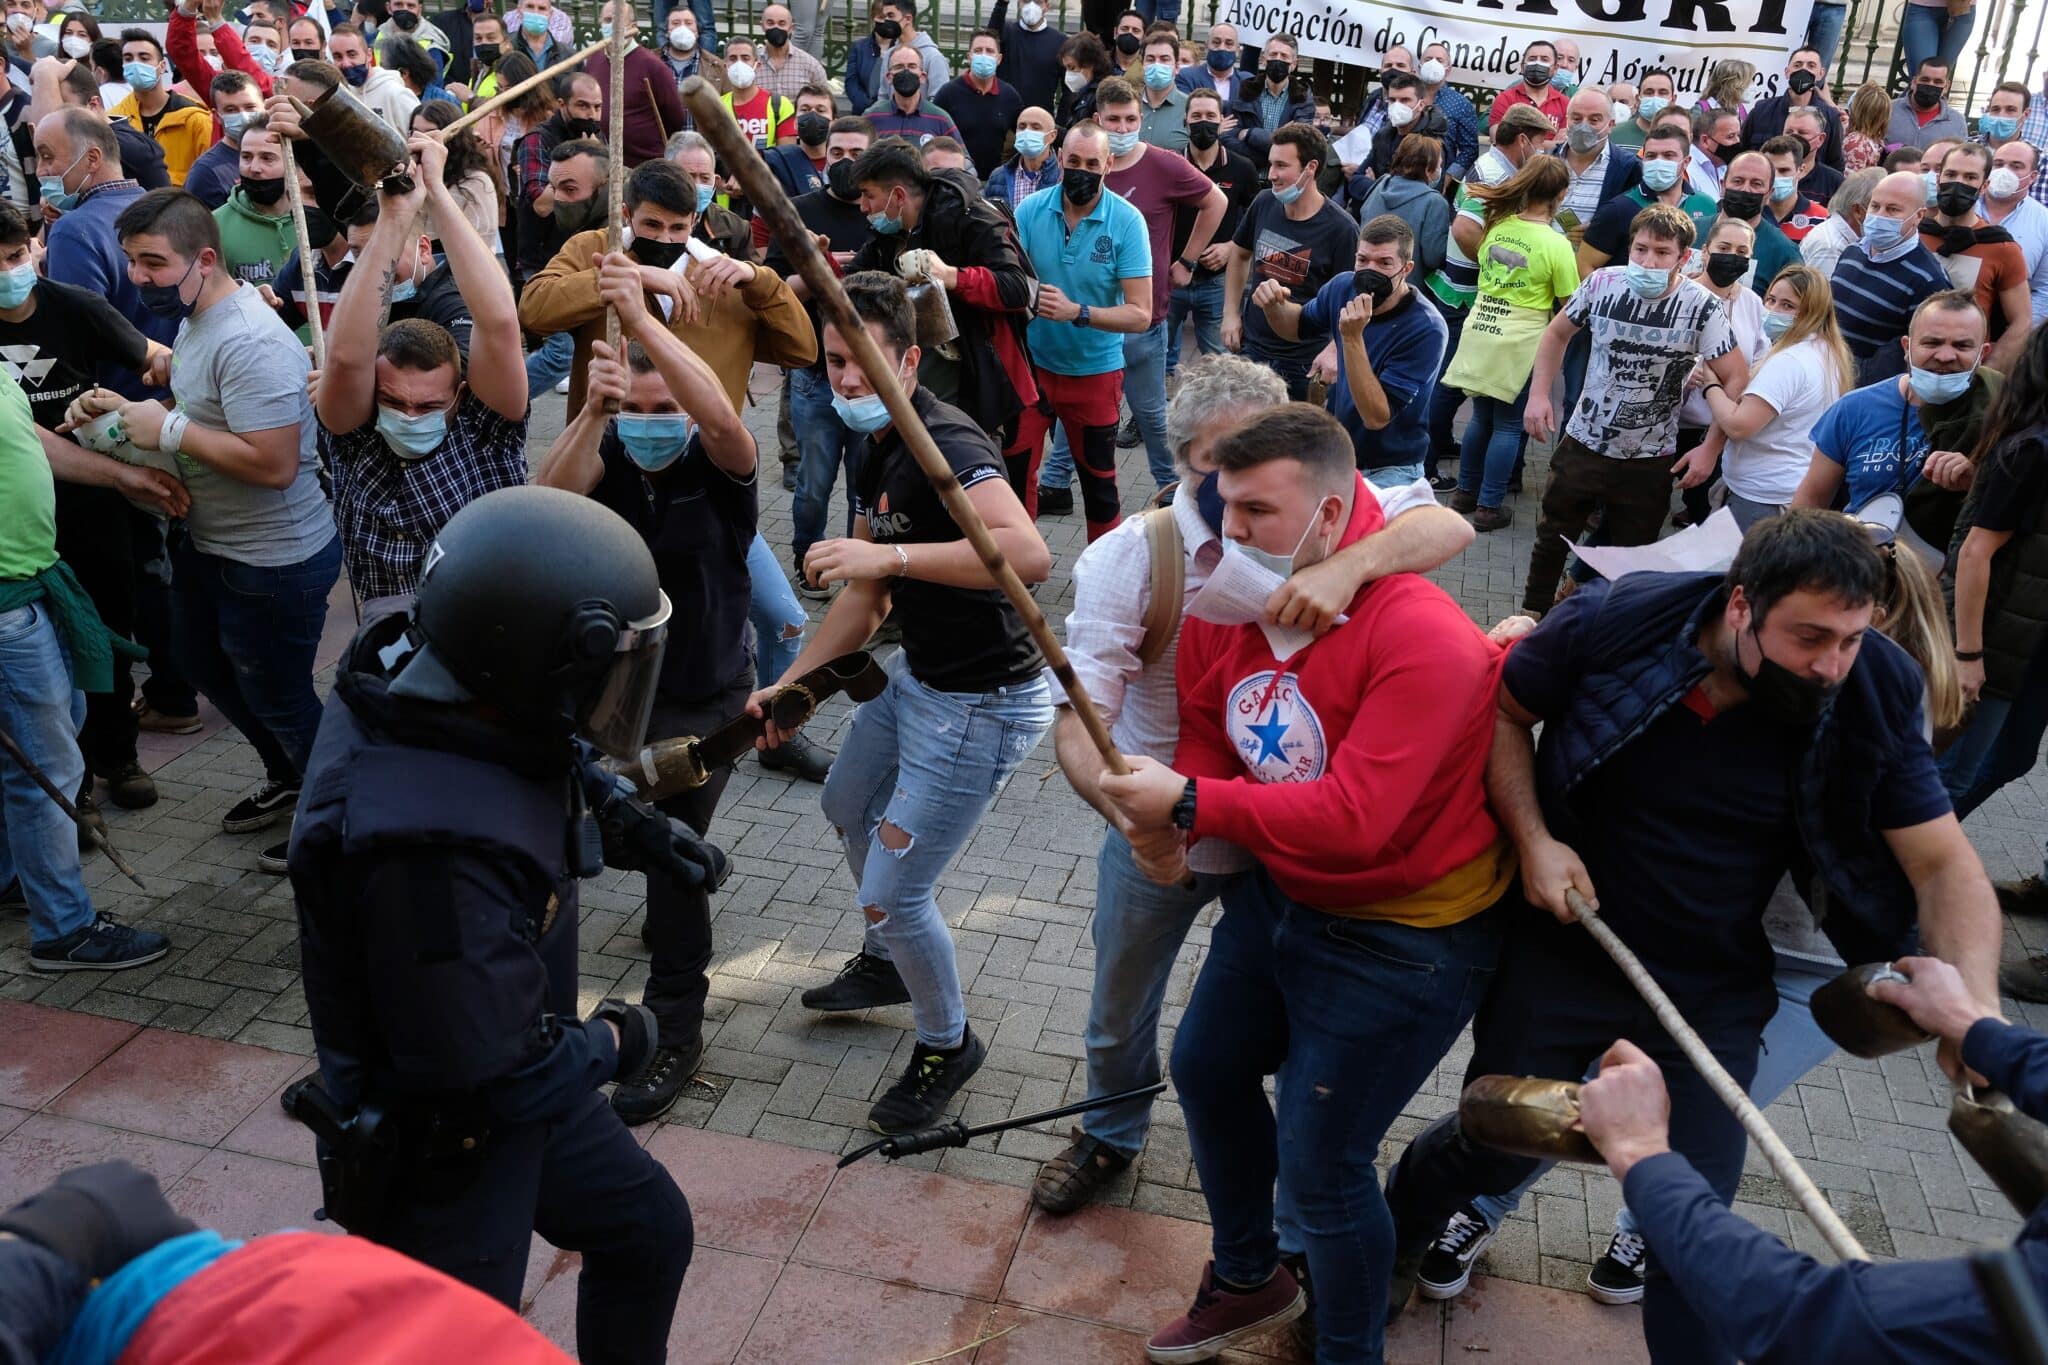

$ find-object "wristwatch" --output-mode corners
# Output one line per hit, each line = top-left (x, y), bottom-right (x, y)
(1178, 256), (1199, 273)
(1074, 303), (1092, 328)
(1956, 648), (1986, 661)
(1170, 778), (1198, 831)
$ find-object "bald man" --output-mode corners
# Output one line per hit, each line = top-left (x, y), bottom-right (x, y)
(1550, 86), (1640, 243)
(1827, 169), (1956, 383)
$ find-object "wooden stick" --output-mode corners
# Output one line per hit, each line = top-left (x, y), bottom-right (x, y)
(434, 38), (608, 140)
(679, 75), (1150, 812)
(601, 11), (628, 408)
(0, 720), (146, 889)
(278, 139), (326, 370)
(1566, 888), (1870, 1263)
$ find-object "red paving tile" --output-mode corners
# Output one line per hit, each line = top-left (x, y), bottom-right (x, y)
(167, 1150), (332, 1241)
(0, 1113), (210, 1205)
(644, 1124), (836, 1260)
(0, 1000), (139, 1109)
(528, 1245), (782, 1364)
(1001, 1201), (1216, 1336)
(1444, 1275), (1646, 1364)
(972, 1305), (1150, 1363)
(216, 1067), (320, 1167)
(795, 1159), (1029, 1301)
(735, 1262), (996, 1365)
(47, 1028), (305, 1146)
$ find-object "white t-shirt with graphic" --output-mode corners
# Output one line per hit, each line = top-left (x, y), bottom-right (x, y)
(1564, 269), (1733, 460)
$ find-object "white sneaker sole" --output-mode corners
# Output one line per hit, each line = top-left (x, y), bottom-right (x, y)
(1585, 1272), (1646, 1305)
(1418, 1230), (1496, 1300)
(30, 943), (169, 973)
(1145, 1289), (1306, 1364)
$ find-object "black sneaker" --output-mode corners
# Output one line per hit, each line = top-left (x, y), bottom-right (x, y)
(1428, 470), (1459, 492)
(257, 839), (291, 875)
(801, 951), (912, 1012)
(222, 779), (299, 833)
(1116, 413), (1142, 448)
(1037, 484), (1074, 516)
(759, 731), (833, 783)
(30, 912), (170, 972)
(1416, 1204), (1496, 1300)
(1998, 875), (2048, 918)
(781, 464), (798, 492)
(611, 1036), (705, 1125)
(1585, 1229), (1648, 1305)
(868, 1026), (986, 1133)
(103, 760), (158, 810)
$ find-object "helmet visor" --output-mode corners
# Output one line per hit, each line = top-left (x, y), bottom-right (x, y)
(579, 591), (672, 758)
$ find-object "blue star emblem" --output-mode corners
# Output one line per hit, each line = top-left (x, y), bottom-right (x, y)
(1246, 706), (1291, 765)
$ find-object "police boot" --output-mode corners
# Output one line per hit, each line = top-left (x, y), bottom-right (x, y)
(611, 1036), (705, 1126)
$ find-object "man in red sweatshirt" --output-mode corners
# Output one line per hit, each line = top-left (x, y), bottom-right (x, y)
(1100, 402), (1509, 1364)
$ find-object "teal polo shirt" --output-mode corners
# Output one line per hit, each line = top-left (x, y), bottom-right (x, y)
(1016, 183), (1152, 376)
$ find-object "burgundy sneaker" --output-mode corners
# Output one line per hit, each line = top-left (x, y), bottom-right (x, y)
(1146, 1260), (1304, 1363)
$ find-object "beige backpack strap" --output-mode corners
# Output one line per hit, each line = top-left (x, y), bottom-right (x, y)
(1135, 507), (1185, 669)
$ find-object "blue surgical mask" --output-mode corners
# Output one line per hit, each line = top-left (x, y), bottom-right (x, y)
(1771, 175), (1795, 201)
(1982, 114), (2019, 140)
(969, 52), (997, 80)
(1623, 261), (1671, 299)
(375, 404), (448, 459)
(1640, 158), (1680, 192)
(1554, 67), (1579, 92)
(867, 189), (902, 234)
(1013, 129), (1046, 158)
(1761, 309), (1794, 339)
(695, 183), (714, 214)
(1638, 94), (1669, 121)
(123, 60), (160, 91)
(1861, 212), (1910, 254)
(1923, 169), (1940, 202)
(1107, 129), (1140, 157)
(222, 111), (251, 141)
(1909, 363), (1975, 404)
(38, 148), (86, 212)
(0, 261), (34, 309)
(1272, 174), (1307, 206)
(1143, 61), (1173, 90)
(599, 20), (612, 38)
(247, 45), (279, 73)
(616, 412), (693, 470)
(1207, 48), (1235, 72)
(391, 275), (417, 303)
(832, 388), (893, 433)
(520, 10), (548, 35)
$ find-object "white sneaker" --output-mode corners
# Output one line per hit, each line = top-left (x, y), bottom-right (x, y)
(554, 376), (570, 394)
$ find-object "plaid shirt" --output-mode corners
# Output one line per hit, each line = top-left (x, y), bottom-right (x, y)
(2028, 94), (2048, 204)
(319, 391), (530, 600)
(1430, 85), (1480, 178)
(757, 45), (829, 104)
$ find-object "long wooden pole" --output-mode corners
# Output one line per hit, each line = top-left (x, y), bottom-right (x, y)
(434, 38), (609, 141)
(678, 76), (1147, 805)
(278, 140), (326, 370)
(1566, 889), (1870, 1263)
(603, 7), (627, 381)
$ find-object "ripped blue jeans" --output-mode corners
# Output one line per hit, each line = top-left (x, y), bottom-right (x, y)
(818, 657), (1052, 1048)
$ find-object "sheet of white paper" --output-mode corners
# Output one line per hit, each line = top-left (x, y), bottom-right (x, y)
(1569, 507), (1745, 581)
(1186, 549), (1346, 662)
(1331, 125), (1376, 168)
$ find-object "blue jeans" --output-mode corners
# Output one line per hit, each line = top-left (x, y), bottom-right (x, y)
(1366, 463), (1425, 490)
(0, 603), (96, 944)
(1175, 868), (1501, 1361)
(171, 535), (342, 784)
(819, 660), (1052, 1048)
(746, 532), (805, 691)
(790, 366), (865, 565)
(1167, 276), (1224, 378)
(1424, 292), (1470, 473)
(1136, 0), (1181, 23)
(1125, 320), (1174, 487)
(1456, 388), (1529, 509)
(1902, 2), (1976, 76)
(525, 331), (575, 394)
(1940, 644), (2048, 877)
(651, 0), (717, 50)
(1806, 0), (1849, 70)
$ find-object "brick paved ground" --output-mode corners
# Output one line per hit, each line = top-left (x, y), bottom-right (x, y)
(3, 376), (2042, 1303)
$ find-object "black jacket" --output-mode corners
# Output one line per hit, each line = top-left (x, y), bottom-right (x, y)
(1226, 78), (1317, 176)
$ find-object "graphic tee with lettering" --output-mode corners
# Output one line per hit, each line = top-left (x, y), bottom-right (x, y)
(1232, 189), (1359, 373)
(0, 279), (149, 430)
(1562, 268), (1732, 460)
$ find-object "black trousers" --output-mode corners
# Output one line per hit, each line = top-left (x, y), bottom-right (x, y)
(1384, 898), (1774, 1365)
(379, 1087), (692, 1365)
(640, 666), (753, 1046)
(53, 485), (139, 774)
(131, 511), (196, 716)
(1522, 435), (1677, 615)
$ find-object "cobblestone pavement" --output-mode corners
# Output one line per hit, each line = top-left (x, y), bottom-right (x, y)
(4, 376), (2044, 1297)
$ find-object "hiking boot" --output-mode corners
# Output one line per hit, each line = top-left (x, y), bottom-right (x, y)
(222, 779), (299, 833)
(1448, 488), (1478, 513)
(1146, 1260), (1304, 1364)
(802, 951), (912, 1012)
(30, 912), (170, 972)
(759, 731), (832, 783)
(1586, 1229), (1649, 1305)
(868, 1025), (986, 1133)
(102, 760), (157, 810)
(1037, 484), (1074, 516)
(1117, 414), (1142, 448)
(2000, 953), (2048, 1004)
(1997, 875), (2048, 919)
(75, 791), (106, 852)
(611, 1036), (705, 1125)
(133, 701), (202, 734)
(1417, 1204), (1496, 1300)
(1031, 1126), (1133, 1215)
(1468, 505), (1514, 533)
(257, 839), (292, 875)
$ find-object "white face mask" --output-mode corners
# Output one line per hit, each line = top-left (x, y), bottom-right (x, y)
(668, 24), (695, 50)
(1611, 101), (1633, 124)
(1064, 68), (1087, 92)
(60, 33), (89, 57)
(1989, 165), (2022, 199)
(1386, 101), (1414, 128)
(1187, 497), (1338, 660)
(1419, 57), (1446, 84)
(725, 58), (754, 87)
(1020, 1), (1044, 26)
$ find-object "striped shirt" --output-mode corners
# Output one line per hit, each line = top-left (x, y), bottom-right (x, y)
(1830, 241), (1951, 382)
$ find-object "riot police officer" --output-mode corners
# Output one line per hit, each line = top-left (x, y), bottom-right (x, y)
(286, 486), (720, 1365)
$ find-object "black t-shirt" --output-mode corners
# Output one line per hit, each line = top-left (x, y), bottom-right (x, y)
(0, 279), (150, 430)
(932, 76), (1025, 181)
(765, 188), (874, 376)
(1173, 144), (1257, 280)
(136, 90), (199, 138)
(1968, 431), (2048, 536)
(853, 386), (1043, 693)
(1232, 190), (1359, 371)
(589, 429), (759, 703)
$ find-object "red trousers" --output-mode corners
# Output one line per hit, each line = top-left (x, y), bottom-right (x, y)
(1009, 367), (1125, 542)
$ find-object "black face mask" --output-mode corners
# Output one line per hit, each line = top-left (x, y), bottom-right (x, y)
(891, 68), (921, 97)
(390, 9), (418, 30)
(629, 235), (686, 268)
(1187, 119), (1220, 149)
(1061, 167), (1101, 206)
(553, 196), (601, 233)
(1264, 59), (1289, 85)
(874, 18), (900, 40)
(1786, 68), (1817, 95)
(563, 115), (601, 137)
(1522, 61), (1550, 86)
(473, 41), (499, 63)
(796, 112), (830, 145)
(827, 157), (858, 199)
(1720, 187), (1765, 220)
(1352, 266), (1394, 304)
(240, 173), (287, 206)
(1705, 250), (1749, 286)
(1912, 81), (1943, 110)
(291, 45), (321, 61)
(1936, 180), (1979, 217)
(764, 26), (789, 46)
(1194, 468), (1224, 534)
(1114, 31), (1140, 54)
(1737, 621), (1836, 726)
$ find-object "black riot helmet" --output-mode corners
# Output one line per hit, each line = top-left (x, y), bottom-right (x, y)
(387, 486), (672, 757)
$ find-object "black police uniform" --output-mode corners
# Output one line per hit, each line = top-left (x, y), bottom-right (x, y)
(288, 617), (692, 1364)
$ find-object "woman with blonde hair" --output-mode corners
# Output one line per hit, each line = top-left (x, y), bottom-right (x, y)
(1697, 59), (1757, 122)
(1689, 264), (1855, 528)
(1842, 81), (1891, 171)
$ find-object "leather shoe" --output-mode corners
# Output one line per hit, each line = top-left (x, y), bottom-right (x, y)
(760, 731), (832, 782)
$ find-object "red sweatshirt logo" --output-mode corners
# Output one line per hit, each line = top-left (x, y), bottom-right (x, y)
(1225, 671), (1326, 783)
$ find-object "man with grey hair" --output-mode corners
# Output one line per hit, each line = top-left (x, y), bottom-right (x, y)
(667, 128), (752, 258)
(1800, 165), (1882, 277)
(1030, 353), (1471, 1219)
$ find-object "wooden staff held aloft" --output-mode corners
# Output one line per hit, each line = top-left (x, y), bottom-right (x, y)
(432, 39), (609, 141)
(278, 139), (326, 369)
(601, 4), (628, 410)
(677, 77), (1165, 863)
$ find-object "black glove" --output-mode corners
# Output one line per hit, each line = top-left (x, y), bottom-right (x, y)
(600, 792), (729, 889)
(0, 1161), (196, 1281)
(590, 998), (659, 1080)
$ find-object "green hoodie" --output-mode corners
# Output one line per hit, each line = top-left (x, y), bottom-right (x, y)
(212, 188), (296, 293)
